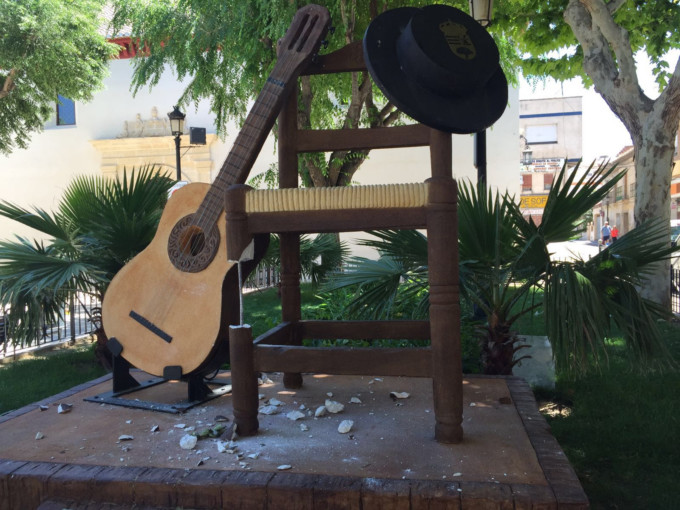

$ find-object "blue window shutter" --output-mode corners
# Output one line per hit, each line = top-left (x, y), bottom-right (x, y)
(56, 95), (76, 125)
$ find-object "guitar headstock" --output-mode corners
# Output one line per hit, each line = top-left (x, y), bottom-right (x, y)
(277, 4), (331, 72)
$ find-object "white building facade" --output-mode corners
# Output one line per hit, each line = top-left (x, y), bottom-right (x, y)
(0, 45), (519, 242)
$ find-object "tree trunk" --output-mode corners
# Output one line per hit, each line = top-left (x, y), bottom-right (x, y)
(564, 0), (680, 308)
(633, 122), (676, 308)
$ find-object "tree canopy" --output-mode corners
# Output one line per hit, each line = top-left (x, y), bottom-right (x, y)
(0, 0), (119, 155)
(111, 0), (519, 187)
(493, 0), (680, 89)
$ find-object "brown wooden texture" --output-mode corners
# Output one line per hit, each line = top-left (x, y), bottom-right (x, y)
(177, 469), (233, 509)
(253, 321), (295, 346)
(101, 6), (330, 379)
(410, 480), (462, 509)
(45, 464), (107, 503)
(266, 472), (316, 509)
(303, 40), (365, 75)
(426, 131), (463, 444)
(312, 475), (363, 509)
(0, 460), (27, 510)
(299, 320), (430, 340)
(361, 478), (412, 510)
(132, 468), (186, 507)
(253, 345), (432, 377)
(246, 207), (426, 235)
(229, 326), (259, 436)
(296, 124), (431, 153)
(6, 461), (63, 509)
(225, 42), (463, 443)
(219, 470), (273, 510)
(459, 481), (514, 509)
(225, 184), (253, 261)
(278, 87), (304, 390)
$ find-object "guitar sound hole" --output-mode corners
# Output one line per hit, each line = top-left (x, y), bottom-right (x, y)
(180, 226), (206, 256)
(168, 215), (220, 273)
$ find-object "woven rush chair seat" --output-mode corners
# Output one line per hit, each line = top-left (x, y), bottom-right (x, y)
(244, 183), (429, 213)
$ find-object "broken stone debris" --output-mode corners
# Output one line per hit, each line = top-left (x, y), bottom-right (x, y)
(325, 399), (344, 414)
(286, 410), (306, 421)
(337, 420), (354, 434)
(389, 391), (410, 400)
(179, 434), (198, 450)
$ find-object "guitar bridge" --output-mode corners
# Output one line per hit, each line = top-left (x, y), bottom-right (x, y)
(129, 310), (173, 343)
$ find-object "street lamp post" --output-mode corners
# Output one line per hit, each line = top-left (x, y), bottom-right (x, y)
(167, 106), (186, 181)
(469, 0), (494, 185)
(604, 197), (610, 223)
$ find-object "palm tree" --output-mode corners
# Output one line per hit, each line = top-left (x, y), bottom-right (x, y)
(323, 161), (677, 376)
(256, 233), (350, 290)
(0, 166), (174, 367)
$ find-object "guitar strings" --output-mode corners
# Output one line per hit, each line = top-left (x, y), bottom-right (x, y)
(176, 11), (323, 271)
(173, 12), (323, 272)
(156, 13), (324, 328)
(173, 65), (289, 270)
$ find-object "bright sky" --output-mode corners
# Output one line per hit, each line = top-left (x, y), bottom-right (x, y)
(519, 50), (680, 163)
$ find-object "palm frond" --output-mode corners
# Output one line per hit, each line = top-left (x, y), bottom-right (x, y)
(545, 262), (611, 375)
(299, 233), (350, 287)
(357, 230), (428, 269)
(0, 202), (73, 241)
(0, 238), (104, 303)
(323, 255), (416, 319)
(0, 166), (172, 345)
(538, 160), (623, 243)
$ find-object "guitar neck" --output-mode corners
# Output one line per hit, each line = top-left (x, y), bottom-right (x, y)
(196, 59), (297, 228)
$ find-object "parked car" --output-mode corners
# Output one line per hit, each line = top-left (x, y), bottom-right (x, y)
(672, 220), (680, 247)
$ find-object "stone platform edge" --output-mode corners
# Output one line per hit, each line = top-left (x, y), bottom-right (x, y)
(0, 374), (589, 510)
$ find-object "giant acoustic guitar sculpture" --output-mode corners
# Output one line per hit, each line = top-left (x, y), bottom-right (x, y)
(102, 5), (331, 380)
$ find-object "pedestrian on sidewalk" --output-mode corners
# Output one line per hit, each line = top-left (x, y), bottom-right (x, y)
(611, 225), (619, 242)
(601, 221), (611, 245)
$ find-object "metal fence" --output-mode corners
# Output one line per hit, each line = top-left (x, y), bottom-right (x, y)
(244, 265), (280, 292)
(0, 292), (100, 359)
(0, 265), (281, 360)
(672, 268), (680, 315)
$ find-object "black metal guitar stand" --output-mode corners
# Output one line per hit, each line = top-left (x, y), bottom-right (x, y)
(84, 339), (231, 414)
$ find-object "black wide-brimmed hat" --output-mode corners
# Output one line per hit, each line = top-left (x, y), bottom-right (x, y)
(363, 5), (508, 134)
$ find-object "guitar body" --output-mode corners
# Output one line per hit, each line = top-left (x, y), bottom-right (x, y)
(102, 183), (266, 378)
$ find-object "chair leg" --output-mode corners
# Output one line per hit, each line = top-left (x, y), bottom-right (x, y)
(229, 325), (259, 436)
(427, 176), (463, 443)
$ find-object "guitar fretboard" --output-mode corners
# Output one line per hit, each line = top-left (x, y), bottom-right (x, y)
(193, 64), (291, 232)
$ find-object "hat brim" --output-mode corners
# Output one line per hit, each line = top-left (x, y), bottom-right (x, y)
(363, 7), (508, 134)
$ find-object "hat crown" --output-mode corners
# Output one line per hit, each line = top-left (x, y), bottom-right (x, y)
(363, 5), (508, 134)
(396, 6), (500, 97)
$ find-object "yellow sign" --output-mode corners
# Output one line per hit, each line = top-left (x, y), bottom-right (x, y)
(520, 195), (548, 209)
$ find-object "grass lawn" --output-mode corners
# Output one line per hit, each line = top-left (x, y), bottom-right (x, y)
(1, 286), (678, 509)
(0, 343), (107, 415)
(536, 320), (680, 509)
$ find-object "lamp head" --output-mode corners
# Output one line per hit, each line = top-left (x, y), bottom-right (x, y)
(167, 106), (186, 136)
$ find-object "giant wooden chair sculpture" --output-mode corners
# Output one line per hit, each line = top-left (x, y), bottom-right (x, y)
(225, 5), (507, 444)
